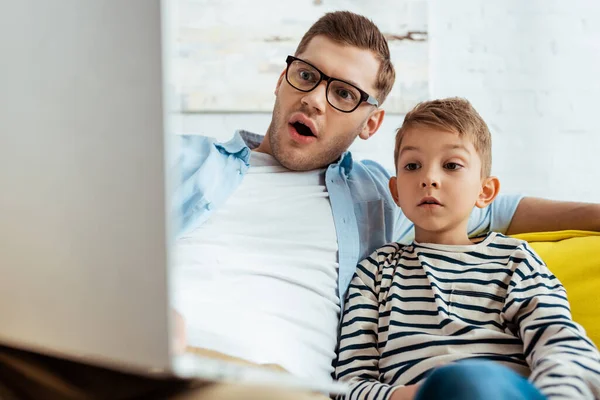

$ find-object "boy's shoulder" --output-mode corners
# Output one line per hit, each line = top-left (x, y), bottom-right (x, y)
(487, 233), (547, 272)
(362, 241), (413, 268)
(489, 233), (540, 255)
(487, 232), (528, 250)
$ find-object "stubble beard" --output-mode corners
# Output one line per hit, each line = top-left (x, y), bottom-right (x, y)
(266, 101), (362, 171)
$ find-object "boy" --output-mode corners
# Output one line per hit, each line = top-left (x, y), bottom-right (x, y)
(335, 98), (600, 400)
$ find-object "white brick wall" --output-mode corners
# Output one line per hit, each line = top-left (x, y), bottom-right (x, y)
(430, 0), (600, 202)
(177, 0), (600, 202)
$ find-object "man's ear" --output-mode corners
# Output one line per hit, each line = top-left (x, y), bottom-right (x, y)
(475, 176), (500, 208)
(359, 109), (385, 140)
(274, 70), (285, 96)
(388, 176), (400, 207)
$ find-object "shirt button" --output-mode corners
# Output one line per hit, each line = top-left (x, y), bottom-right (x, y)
(205, 202), (213, 210)
(237, 169), (243, 175)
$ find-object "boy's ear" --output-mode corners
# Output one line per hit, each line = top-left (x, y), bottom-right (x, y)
(359, 109), (385, 140)
(388, 176), (400, 207)
(475, 176), (500, 208)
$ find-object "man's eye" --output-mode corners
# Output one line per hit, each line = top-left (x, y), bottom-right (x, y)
(336, 89), (356, 100)
(404, 163), (420, 171)
(444, 162), (462, 170)
(299, 70), (316, 81)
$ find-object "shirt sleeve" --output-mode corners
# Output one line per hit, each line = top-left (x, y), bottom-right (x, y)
(172, 134), (215, 236)
(467, 193), (524, 237)
(335, 250), (401, 400)
(503, 243), (600, 399)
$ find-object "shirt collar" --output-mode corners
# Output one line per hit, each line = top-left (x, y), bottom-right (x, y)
(337, 151), (354, 177)
(237, 130), (264, 149)
(215, 130), (355, 175)
(213, 130), (260, 165)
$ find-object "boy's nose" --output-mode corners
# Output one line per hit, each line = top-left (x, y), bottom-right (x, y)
(421, 178), (439, 188)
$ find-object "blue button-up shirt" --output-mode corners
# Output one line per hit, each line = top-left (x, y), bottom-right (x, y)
(174, 131), (523, 311)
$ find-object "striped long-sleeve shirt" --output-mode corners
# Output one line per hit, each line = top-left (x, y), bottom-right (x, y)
(335, 232), (600, 400)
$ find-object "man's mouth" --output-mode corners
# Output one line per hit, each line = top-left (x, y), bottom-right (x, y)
(288, 113), (318, 140)
(291, 121), (315, 137)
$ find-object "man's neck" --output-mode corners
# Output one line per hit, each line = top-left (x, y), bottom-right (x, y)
(236, 130), (266, 150)
(252, 130), (271, 154)
(253, 140), (271, 155)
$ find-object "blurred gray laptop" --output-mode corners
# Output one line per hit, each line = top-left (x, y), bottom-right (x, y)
(0, 0), (346, 395)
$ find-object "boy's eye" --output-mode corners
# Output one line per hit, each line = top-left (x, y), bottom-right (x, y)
(404, 163), (420, 171)
(444, 162), (462, 170)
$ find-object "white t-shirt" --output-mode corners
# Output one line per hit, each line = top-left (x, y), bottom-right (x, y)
(172, 151), (340, 380)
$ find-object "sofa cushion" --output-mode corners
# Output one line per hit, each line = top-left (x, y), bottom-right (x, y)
(512, 230), (600, 347)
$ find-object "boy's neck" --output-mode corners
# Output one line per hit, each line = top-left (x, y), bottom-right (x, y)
(414, 225), (475, 246)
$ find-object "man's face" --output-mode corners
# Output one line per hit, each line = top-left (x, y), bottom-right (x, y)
(391, 127), (487, 243)
(260, 35), (383, 171)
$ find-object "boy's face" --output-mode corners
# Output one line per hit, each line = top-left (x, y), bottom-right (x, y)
(389, 126), (498, 244)
(258, 35), (385, 171)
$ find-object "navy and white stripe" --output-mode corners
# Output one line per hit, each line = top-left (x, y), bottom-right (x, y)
(335, 232), (600, 400)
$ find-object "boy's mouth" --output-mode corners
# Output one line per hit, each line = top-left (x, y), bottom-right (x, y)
(418, 197), (442, 206)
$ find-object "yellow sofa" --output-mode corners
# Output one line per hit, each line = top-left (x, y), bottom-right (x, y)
(512, 230), (600, 346)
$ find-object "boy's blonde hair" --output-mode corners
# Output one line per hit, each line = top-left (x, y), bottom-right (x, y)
(393, 97), (492, 177)
(295, 11), (395, 105)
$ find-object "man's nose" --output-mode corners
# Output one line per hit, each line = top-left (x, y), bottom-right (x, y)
(300, 82), (327, 114)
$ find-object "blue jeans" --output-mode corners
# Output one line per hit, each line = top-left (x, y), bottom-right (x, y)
(415, 360), (546, 400)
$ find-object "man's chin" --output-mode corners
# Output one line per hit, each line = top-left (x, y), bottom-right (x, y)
(270, 134), (346, 171)
(277, 155), (316, 171)
(272, 147), (321, 171)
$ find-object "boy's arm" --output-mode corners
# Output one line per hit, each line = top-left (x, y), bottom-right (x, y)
(503, 244), (600, 399)
(335, 251), (402, 400)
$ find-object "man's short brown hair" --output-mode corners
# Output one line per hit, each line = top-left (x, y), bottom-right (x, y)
(295, 11), (395, 105)
(393, 97), (492, 177)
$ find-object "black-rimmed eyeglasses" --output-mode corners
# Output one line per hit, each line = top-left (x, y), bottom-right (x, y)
(285, 55), (379, 113)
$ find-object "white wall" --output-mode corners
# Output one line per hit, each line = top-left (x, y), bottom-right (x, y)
(429, 0), (600, 202)
(175, 0), (600, 202)
(174, 0), (427, 114)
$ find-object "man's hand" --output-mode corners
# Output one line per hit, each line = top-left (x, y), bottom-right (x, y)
(172, 308), (187, 355)
(390, 384), (420, 400)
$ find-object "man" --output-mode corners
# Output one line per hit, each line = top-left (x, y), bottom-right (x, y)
(1, 10), (599, 400)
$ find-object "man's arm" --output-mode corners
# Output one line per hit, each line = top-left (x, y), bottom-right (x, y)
(466, 195), (600, 239)
(506, 197), (600, 235)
